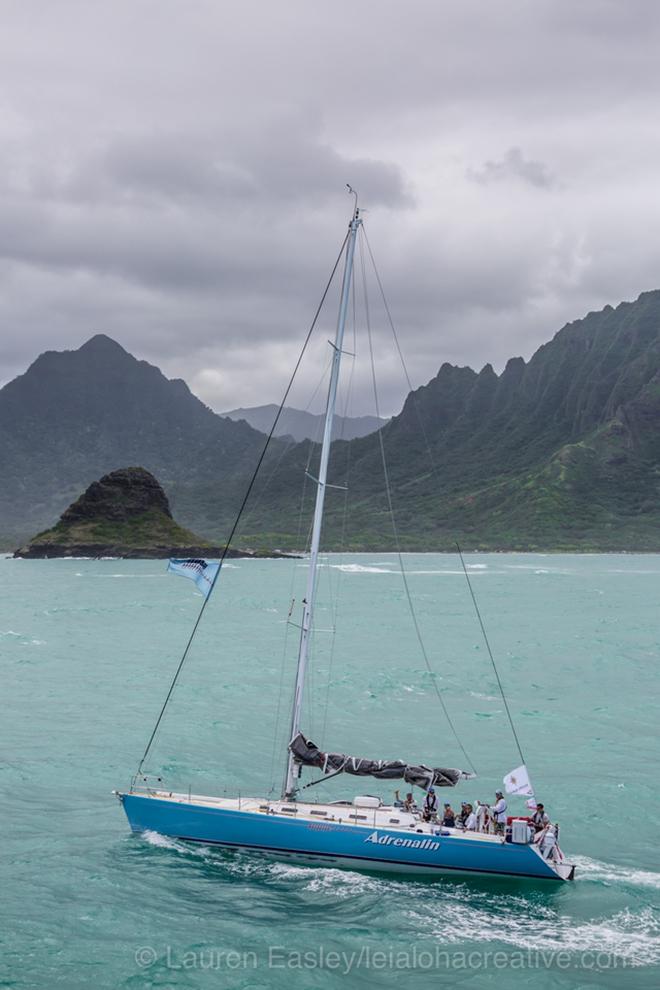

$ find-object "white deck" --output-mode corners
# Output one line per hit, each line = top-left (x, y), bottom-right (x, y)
(133, 788), (506, 845)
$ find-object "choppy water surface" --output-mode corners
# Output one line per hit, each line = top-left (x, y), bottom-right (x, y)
(1, 553), (659, 988)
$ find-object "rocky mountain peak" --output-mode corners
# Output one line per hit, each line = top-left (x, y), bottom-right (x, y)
(77, 333), (130, 356)
(60, 467), (172, 525)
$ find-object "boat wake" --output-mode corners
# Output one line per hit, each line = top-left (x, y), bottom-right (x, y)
(135, 833), (660, 964)
(141, 829), (191, 853)
(274, 861), (660, 964)
(411, 899), (660, 964)
(572, 855), (660, 890)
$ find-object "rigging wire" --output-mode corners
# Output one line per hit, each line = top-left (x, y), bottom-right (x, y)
(363, 226), (527, 776)
(362, 226), (437, 468)
(358, 229), (477, 775)
(455, 543), (527, 767)
(268, 605), (293, 795)
(136, 228), (351, 776)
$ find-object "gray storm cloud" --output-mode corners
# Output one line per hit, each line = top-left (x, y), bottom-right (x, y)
(467, 148), (555, 189)
(1, 0), (660, 415)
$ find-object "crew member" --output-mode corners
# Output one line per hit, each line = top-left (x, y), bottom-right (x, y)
(423, 787), (438, 820)
(490, 790), (508, 834)
(456, 802), (469, 827)
(531, 803), (549, 832)
(464, 803), (477, 830)
(442, 803), (456, 828)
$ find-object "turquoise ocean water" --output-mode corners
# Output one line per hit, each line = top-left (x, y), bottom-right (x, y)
(1, 552), (659, 988)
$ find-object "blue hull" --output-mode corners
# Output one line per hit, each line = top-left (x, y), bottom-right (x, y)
(119, 794), (564, 881)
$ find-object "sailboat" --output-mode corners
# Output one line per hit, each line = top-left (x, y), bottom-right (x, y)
(116, 194), (575, 882)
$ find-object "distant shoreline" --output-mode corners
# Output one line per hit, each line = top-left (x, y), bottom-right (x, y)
(10, 546), (299, 560)
(4, 547), (660, 558)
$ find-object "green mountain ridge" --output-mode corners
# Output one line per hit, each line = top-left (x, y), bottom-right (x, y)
(229, 290), (660, 550)
(3, 290), (660, 551)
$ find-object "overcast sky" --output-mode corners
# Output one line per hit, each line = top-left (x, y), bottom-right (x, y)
(2, 0), (660, 416)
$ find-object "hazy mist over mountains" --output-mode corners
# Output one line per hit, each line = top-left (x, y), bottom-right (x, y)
(222, 405), (387, 443)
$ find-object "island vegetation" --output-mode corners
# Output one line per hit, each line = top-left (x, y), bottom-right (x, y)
(4, 290), (660, 552)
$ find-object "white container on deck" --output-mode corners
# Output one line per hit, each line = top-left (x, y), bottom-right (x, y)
(511, 819), (532, 844)
(353, 795), (382, 808)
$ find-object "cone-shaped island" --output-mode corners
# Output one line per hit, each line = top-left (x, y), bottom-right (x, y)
(14, 467), (288, 559)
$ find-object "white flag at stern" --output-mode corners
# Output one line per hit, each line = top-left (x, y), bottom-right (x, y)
(503, 764), (534, 798)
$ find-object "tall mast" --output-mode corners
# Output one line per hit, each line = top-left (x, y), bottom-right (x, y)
(283, 200), (361, 799)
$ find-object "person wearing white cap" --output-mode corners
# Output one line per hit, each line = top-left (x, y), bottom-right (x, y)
(490, 790), (508, 834)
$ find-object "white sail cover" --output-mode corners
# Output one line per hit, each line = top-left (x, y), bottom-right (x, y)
(289, 733), (474, 789)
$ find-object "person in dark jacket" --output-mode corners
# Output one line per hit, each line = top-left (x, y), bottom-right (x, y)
(531, 803), (550, 832)
(423, 787), (439, 821)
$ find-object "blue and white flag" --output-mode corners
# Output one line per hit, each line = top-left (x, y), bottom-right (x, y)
(167, 558), (220, 598)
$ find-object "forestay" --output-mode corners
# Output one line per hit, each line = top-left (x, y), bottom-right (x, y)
(289, 732), (474, 790)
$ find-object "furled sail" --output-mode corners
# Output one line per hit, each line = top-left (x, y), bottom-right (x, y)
(289, 733), (474, 789)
